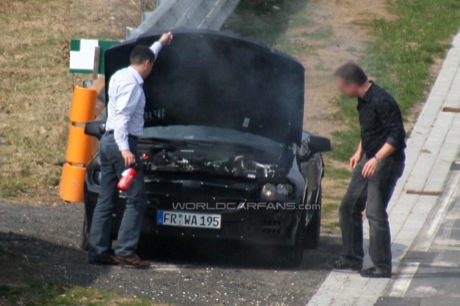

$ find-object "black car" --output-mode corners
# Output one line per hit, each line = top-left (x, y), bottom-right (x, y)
(82, 30), (331, 266)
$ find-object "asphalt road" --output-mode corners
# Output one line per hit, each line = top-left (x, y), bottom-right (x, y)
(0, 202), (340, 305)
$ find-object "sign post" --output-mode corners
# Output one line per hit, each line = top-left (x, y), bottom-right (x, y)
(69, 39), (120, 75)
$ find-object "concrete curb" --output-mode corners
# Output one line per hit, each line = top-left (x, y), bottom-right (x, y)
(307, 31), (460, 306)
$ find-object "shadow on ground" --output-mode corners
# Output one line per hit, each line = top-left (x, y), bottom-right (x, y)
(0, 232), (110, 287)
(138, 235), (342, 271)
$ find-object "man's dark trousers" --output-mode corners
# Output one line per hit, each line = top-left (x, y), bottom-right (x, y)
(339, 156), (405, 270)
(88, 133), (147, 262)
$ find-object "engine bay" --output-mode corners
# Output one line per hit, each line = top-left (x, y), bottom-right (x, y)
(140, 146), (286, 179)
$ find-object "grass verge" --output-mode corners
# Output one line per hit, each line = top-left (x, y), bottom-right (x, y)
(331, 0), (460, 161)
(0, 0), (141, 201)
(0, 280), (153, 306)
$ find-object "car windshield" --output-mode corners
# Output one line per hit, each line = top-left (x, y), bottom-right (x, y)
(142, 125), (285, 152)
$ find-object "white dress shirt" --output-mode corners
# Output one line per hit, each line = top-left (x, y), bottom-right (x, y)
(105, 41), (163, 151)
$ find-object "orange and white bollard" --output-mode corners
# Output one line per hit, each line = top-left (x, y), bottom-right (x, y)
(59, 85), (98, 202)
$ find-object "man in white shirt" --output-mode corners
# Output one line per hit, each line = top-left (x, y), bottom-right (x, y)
(88, 32), (173, 268)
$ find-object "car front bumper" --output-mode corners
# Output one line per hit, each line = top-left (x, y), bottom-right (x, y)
(85, 184), (305, 248)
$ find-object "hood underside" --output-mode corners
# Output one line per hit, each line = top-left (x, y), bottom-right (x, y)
(105, 29), (305, 145)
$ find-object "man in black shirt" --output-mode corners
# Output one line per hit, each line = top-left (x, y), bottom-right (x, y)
(329, 63), (406, 278)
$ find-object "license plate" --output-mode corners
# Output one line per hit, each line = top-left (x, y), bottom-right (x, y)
(157, 210), (221, 229)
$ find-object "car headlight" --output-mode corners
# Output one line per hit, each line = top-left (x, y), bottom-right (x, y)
(91, 170), (102, 186)
(261, 183), (293, 202)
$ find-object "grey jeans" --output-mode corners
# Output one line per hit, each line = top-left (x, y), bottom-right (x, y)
(339, 155), (405, 270)
(88, 133), (148, 262)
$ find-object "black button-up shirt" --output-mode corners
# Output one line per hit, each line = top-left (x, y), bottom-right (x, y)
(357, 83), (406, 159)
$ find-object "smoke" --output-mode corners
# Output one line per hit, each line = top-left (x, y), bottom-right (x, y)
(144, 30), (304, 146)
(105, 29), (305, 146)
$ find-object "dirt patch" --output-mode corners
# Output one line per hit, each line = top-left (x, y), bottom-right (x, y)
(71, 0), (144, 39)
(294, 0), (396, 136)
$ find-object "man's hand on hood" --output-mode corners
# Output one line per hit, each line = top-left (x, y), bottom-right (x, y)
(160, 32), (174, 46)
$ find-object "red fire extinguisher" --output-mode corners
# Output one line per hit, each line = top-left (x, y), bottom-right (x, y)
(117, 166), (138, 191)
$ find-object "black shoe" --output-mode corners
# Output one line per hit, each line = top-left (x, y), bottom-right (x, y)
(115, 254), (151, 269)
(360, 266), (391, 278)
(89, 254), (119, 266)
(327, 257), (362, 271)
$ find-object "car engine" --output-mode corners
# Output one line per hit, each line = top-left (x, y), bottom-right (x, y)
(141, 147), (284, 179)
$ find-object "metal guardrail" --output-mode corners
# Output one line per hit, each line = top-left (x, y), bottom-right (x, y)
(127, 0), (240, 39)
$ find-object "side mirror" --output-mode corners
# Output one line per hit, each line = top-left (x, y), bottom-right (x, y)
(297, 133), (332, 162)
(306, 135), (332, 153)
(84, 120), (106, 140)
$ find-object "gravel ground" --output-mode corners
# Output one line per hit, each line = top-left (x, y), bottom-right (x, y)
(0, 202), (340, 305)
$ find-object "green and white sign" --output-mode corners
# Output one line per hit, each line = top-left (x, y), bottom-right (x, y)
(69, 39), (121, 74)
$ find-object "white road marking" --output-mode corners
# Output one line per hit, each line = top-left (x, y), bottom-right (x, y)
(413, 285), (438, 295)
(433, 237), (460, 246)
(389, 262), (420, 297)
(149, 264), (186, 272)
(418, 170), (460, 251)
(428, 261), (460, 268)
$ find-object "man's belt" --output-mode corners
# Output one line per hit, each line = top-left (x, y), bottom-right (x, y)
(104, 130), (139, 141)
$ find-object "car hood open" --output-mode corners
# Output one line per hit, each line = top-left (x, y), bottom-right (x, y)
(105, 29), (305, 146)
